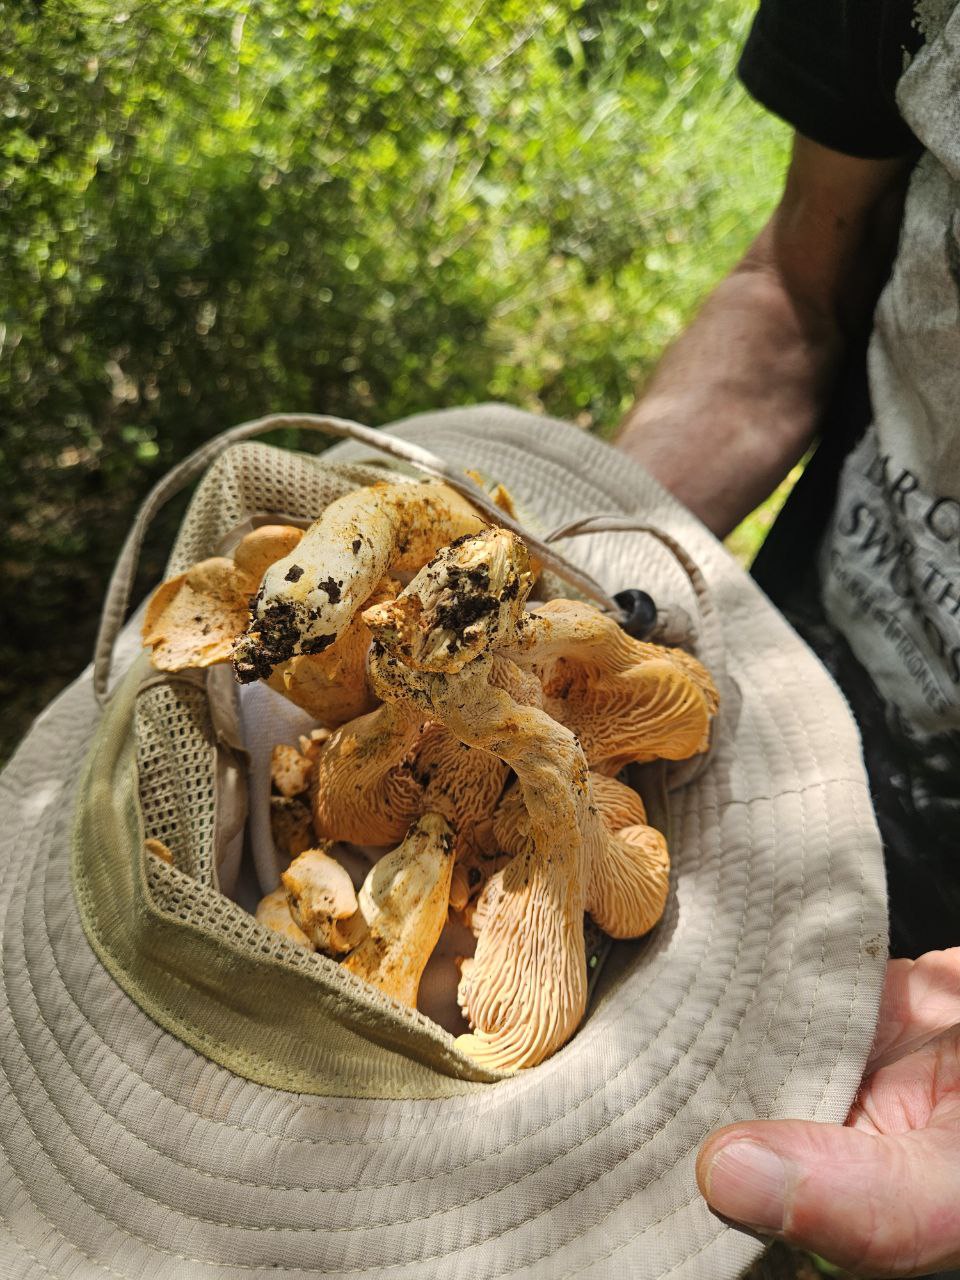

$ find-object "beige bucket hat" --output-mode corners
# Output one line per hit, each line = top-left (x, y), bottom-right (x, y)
(0, 403), (886, 1279)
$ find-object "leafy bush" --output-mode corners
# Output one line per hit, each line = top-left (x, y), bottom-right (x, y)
(0, 0), (787, 759)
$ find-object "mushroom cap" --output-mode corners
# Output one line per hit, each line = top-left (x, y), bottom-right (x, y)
(282, 847), (367, 955)
(270, 743), (313, 799)
(270, 795), (315, 861)
(233, 525), (304, 582)
(311, 702), (424, 847)
(585, 819), (669, 940)
(234, 480), (486, 682)
(512, 598), (718, 772)
(142, 557), (258, 671)
(362, 527), (533, 674)
(495, 771), (669, 940)
(342, 812), (456, 1007)
(255, 887), (314, 949)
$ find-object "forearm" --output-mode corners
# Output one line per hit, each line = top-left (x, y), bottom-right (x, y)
(616, 137), (911, 539)
(617, 227), (839, 537)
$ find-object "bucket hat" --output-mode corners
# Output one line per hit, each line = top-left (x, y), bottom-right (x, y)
(0, 403), (886, 1279)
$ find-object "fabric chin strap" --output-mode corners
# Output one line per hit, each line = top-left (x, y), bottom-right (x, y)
(544, 513), (725, 684)
(93, 413), (629, 704)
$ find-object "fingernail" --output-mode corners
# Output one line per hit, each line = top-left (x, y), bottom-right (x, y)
(702, 1140), (787, 1232)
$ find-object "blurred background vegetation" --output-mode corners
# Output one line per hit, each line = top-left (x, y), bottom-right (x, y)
(0, 0), (789, 762)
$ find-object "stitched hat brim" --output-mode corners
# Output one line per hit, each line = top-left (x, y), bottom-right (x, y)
(0, 404), (886, 1280)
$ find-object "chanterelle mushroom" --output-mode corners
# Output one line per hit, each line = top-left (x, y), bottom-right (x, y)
(282, 847), (367, 955)
(311, 701), (425, 847)
(342, 813), (456, 1007)
(142, 557), (258, 671)
(408, 724), (509, 859)
(233, 480), (487, 682)
(364, 531), (591, 1070)
(502, 598), (719, 773)
(494, 771), (670, 940)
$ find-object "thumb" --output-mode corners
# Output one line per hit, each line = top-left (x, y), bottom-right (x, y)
(696, 1120), (960, 1277)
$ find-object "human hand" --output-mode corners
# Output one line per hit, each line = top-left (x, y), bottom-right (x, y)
(697, 949), (960, 1276)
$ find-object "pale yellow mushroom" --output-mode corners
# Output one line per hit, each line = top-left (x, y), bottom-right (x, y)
(363, 526), (533, 675)
(342, 813), (456, 1007)
(494, 772), (670, 940)
(234, 480), (487, 682)
(365, 531), (591, 1071)
(255, 887), (313, 949)
(502, 598), (719, 773)
(270, 743), (314, 799)
(270, 795), (314, 861)
(144, 838), (174, 865)
(265, 576), (400, 729)
(142, 557), (258, 671)
(233, 525), (304, 582)
(282, 847), (368, 955)
(311, 701), (425, 847)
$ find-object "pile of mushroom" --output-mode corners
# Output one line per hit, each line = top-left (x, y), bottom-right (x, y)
(142, 476), (718, 1071)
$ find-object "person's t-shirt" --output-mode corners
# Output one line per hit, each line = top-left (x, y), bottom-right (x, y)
(739, 0), (925, 159)
(737, 1), (960, 958)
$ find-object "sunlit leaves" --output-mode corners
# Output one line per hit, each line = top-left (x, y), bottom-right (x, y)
(0, 0), (787, 757)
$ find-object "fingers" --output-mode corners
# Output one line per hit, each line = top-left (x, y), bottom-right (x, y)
(696, 1119), (960, 1276)
(868, 948), (960, 1072)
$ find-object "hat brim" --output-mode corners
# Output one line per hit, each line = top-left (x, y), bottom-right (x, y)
(0, 404), (886, 1279)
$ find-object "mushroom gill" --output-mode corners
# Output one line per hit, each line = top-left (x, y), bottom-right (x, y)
(494, 771), (670, 941)
(311, 701), (425, 847)
(503, 597), (719, 773)
(409, 724), (509, 859)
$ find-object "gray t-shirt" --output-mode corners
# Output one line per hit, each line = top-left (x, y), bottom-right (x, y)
(819, 2), (960, 740)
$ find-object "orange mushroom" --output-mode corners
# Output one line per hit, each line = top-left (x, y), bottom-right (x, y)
(494, 771), (670, 940)
(142, 557), (258, 671)
(502, 597), (718, 773)
(234, 479), (487, 682)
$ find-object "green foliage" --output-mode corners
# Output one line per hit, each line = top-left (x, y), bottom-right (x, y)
(0, 0), (787, 758)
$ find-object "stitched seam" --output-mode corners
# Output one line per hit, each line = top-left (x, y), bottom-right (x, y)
(0, 1204), (130, 1280)
(36, 774), (825, 1168)
(11, 783), (730, 1241)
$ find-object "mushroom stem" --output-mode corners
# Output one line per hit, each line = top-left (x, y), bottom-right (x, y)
(343, 813), (456, 1007)
(369, 650), (590, 1072)
(233, 480), (487, 682)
